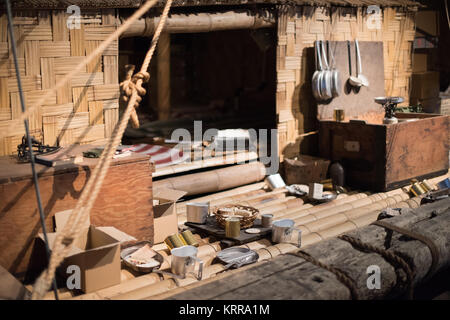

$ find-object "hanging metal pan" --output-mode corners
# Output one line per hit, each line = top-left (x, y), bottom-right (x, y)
(319, 40), (333, 100)
(312, 41), (323, 101)
(327, 41), (341, 97)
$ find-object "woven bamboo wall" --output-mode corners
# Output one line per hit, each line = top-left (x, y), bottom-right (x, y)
(0, 9), (119, 156)
(276, 6), (416, 160)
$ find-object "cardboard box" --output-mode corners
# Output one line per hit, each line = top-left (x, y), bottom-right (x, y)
(416, 11), (439, 36)
(410, 72), (440, 100)
(38, 210), (135, 293)
(412, 53), (428, 73)
(153, 188), (187, 244)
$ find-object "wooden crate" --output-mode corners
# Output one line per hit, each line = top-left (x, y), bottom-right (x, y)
(319, 113), (449, 191)
(282, 155), (330, 185)
(0, 145), (154, 276)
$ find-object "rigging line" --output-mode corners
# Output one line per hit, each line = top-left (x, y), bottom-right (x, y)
(446, 0), (450, 30)
(4, 0), (59, 300)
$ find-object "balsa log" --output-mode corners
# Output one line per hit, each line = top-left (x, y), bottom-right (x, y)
(154, 162), (266, 196)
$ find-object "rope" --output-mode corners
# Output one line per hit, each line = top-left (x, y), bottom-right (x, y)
(31, 0), (173, 299)
(287, 251), (360, 300)
(338, 234), (415, 299)
(372, 220), (440, 281)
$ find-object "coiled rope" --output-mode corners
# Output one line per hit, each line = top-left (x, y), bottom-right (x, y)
(31, 0), (173, 299)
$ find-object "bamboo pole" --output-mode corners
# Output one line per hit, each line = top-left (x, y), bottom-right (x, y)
(154, 162), (267, 196)
(157, 32), (170, 120)
(120, 10), (276, 38)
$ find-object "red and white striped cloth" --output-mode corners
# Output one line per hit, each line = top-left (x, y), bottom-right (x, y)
(125, 144), (189, 168)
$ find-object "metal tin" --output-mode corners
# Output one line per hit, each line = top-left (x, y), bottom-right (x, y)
(181, 230), (198, 247)
(225, 217), (241, 238)
(186, 202), (210, 224)
(333, 109), (345, 122)
(261, 214), (273, 228)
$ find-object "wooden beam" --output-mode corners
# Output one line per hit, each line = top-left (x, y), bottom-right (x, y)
(156, 32), (170, 121)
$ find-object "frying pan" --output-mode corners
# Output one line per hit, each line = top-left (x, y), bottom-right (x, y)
(319, 40), (333, 100)
(327, 40), (342, 97)
(216, 247), (259, 270)
(312, 41), (323, 101)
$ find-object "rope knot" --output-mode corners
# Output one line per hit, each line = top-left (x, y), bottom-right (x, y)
(62, 236), (73, 246)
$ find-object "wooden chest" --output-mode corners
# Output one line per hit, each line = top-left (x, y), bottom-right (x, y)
(319, 113), (449, 192)
(0, 145), (154, 276)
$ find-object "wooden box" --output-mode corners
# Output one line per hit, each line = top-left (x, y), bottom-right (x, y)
(319, 113), (449, 192)
(283, 155), (330, 185)
(0, 145), (154, 276)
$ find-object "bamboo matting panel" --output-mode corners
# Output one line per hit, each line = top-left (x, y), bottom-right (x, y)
(276, 6), (416, 160)
(0, 9), (119, 156)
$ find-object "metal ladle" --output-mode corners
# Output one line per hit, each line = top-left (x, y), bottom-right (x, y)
(348, 40), (363, 87)
(355, 39), (369, 87)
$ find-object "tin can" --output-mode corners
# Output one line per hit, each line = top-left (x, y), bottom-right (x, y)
(333, 109), (345, 122)
(225, 217), (241, 238)
(261, 214), (273, 228)
(181, 230), (198, 247)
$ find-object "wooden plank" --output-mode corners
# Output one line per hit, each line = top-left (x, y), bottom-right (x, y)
(93, 84), (119, 100)
(88, 101), (104, 125)
(40, 57), (55, 89)
(71, 73), (103, 87)
(25, 89), (57, 106)
(103, 108), (118, 138)
(24, 40), (40, 76)
(0, 42), (8, 60)
(40, 41), (71, 57)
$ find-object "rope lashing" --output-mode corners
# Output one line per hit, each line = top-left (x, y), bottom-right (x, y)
(119, 65), (151, 128)
(338, 234), (415, 299)
(287, 251), (360, 300)
(371, 220), (440, 282)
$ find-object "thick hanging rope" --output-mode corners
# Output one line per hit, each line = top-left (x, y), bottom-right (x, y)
(31, 0), (173, 299)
